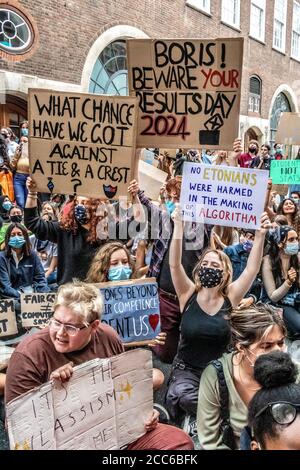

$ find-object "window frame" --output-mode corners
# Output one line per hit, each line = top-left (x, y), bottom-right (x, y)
(0, 6), (34, 55)
(250, 0), (266, 43)
(273, 0), (287, 53)
(186, 0), (211, 15)
(221, 0), (241, 29)
(291, 0), (300, 61)
(248, 75), (262, 114)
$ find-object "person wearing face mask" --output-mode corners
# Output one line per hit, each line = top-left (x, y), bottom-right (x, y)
(248, 351), (300, 451)
(0, 223), (48, 301)
(262, 226), (300, 339)
(0, 205), (23, 250)
(24, 177), (141, 286)
(86, 241), (166, 391)
(274, 143), (286, 161)
(165, 207), (270, 434)
(238, 140), (259, 168)
(197, 304), (287, 450)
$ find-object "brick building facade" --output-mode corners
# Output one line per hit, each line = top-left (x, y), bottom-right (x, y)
(0, 0), (299, 150)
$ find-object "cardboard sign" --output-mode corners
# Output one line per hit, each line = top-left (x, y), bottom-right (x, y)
(98, 278), (160, 343)
(127, 38), (243, 149)
(20, 293), (56, 328)
(7, 349), (153, 450)
(276, 113), (300, 146)
(28, 89), (138, 200)
(0, 299), (17, 337)
(180, 163), (269, 229)
(138, 160), (168, 200)
(270, 160), (300, 184)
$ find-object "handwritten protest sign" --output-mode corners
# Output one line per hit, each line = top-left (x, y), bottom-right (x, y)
(138, 160), (168, 200)
(270, 160), (300, 184)
(20, 293), (56, 328)
(276, 113), (300, 146)
(29, 89), (138, 199)
(127, 38), (243, 149)
(7, 349), (153, 450)
(0, 300), (17, 337)
(180, 163), (269, 229)
(98, 278), (160, 343)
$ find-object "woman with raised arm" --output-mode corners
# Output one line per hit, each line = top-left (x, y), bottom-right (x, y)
(165, 206), (270, 432)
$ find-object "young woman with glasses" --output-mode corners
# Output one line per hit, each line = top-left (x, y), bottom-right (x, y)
(248, 351), (300, 450)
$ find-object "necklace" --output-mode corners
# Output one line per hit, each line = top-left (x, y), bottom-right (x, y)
(233, 354), (260, 392)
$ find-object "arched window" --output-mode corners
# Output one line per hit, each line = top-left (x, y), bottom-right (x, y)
(270, 92), (292, 149)
(248, 75), (261, 113)
(89, 40), (128, 96)
(0, 7), (34, 54)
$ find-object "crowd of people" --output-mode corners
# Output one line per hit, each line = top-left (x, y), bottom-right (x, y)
(0, 131), (300, 451)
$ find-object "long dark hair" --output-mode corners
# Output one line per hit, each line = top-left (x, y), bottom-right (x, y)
(269, 226), (300, 289)
(5, 223), (31, 258)
(276, 198), (300, 234)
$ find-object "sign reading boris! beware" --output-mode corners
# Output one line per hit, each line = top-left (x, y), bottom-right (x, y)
(127, 38), (243, 149)
(29, 89), (138, 200)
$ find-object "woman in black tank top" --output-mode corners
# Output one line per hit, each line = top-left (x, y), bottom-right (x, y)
(165, 208), (271, 425)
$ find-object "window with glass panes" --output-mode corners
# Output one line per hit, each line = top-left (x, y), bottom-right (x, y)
(221, 0), (240, 28)
(292, 1), (300, 60)
(249, 76), (262, 113)
(186, 0), (211, 13)
(273, 0), (287, 51)
(250, 0), (265, 41)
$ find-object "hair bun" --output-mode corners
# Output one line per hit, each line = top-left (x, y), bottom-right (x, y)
(254, 351), (297, 389)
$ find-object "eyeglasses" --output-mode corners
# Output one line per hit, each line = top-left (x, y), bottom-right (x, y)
(48, 317), (90, 336)
(255, 401), (300, 425)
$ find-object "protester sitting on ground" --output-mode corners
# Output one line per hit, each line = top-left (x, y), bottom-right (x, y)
(0, 204), (23, 250)
(5, 281), (193, 451)
(130, 178), (211, 364)
(210, 226), (239, 250)
(165, 207), (270, 431)
(86, 241), (165, 391)
(275, 198), (300, 235)
(262, 226), (300, 339)
(248, 351), (300, 450)
(290, 191), (300, 206)
(24, 177), (141, 285)
(0, 223), (48, 300)
(0, 195), (13, 223)
(197, 304), (287, 450)
(41, 201), (59, 220)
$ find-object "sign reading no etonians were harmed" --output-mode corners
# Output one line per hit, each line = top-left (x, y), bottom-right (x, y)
(127, 38), (243, 149)
(28, 89), (138, 199)
(180, 163), (269, 229)
(98, 278), (160, 343)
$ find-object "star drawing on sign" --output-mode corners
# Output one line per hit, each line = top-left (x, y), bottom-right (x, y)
(204, 114), (224, 131)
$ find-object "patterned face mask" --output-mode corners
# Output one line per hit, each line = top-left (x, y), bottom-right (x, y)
(74, 204), (89, 225)
(198, 266), (223, 288)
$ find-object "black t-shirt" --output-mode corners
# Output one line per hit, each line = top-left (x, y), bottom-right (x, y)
(176, 292), (232, 370)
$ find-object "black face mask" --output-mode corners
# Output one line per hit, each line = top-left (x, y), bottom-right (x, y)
(199, 267), (223, 288)
(10, 215), (22, 223)
(249, 147), (258, 155)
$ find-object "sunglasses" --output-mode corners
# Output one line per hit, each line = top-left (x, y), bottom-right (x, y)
(255, 401), (300, 425)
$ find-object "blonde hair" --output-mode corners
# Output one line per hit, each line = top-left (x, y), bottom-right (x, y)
(192, 248), (232, 296)
(86, 241), (135, 283)
(54, 280), (103, 322)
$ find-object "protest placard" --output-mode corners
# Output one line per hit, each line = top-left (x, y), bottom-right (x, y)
(180, 163), (269, 229)
(270, 160), (300, 184)
(97, 278), (160, 344)
(0, 299), (17, 337)
(276, 113), (300, 146)
(127, 38), (243, 149)
(6, 349), (153, 450)
(20, 293), (56, 328)
(138, 160), (168, 200)
(28, 89), (138, 199)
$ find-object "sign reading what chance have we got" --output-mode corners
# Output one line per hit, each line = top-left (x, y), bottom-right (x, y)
(180, 163), (269, 230)
(28, 89), (138, 200)
(97, 278), (160, 344)
(127, 37), (243, 149)
(6, 349), (153, 450)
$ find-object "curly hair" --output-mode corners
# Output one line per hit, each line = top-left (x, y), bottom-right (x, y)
(85, 241), (135, 283)
(59, 198), (106, 244)
(192, 248), (232, 296)
(277, 198), (300, 235)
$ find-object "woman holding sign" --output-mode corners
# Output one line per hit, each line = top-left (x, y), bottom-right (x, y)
(86, 241), (166, 391)
(165, 206), (270, 430)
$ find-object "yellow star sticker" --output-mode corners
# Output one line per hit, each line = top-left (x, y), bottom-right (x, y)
(120, 380), (133, 399)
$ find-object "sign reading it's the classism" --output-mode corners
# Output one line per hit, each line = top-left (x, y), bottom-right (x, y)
(98, 278), (160, 343)
(180, 163), (269, 229)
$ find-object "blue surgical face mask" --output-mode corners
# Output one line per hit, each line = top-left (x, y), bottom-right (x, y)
(108, 265), (132, 281)
(2, 201), (12, 211)
(8, 235), (26, 249)
(165, 201), (176, 215)
(284, 243), (299, 256)
(21, 128), (28, 137)
(242, 240), (253, 252)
